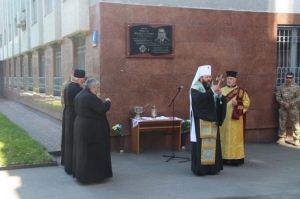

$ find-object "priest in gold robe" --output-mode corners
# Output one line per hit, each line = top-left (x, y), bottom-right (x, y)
(219, 71), (250, 166)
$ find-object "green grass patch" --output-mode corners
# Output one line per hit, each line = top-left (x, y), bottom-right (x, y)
(0, 112), (53, 167)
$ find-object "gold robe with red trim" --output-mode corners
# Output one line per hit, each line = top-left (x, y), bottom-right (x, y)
(219, 86), (250, 160)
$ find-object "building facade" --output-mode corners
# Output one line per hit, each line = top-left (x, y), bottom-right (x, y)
(1, 0), (300, 150)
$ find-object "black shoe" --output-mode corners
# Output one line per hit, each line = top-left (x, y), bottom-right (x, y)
(223, 159), (229, 164)
(231, 160), (239, 166)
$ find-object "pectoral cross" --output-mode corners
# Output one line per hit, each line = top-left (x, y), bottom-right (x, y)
(216, 74), (224, 86)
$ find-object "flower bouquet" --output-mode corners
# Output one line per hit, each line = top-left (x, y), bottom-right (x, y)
(182, 120), (190, 134)
(181, 120), (190, 149)
(112, 124), (123, 136)
(112, 124), (124, 153)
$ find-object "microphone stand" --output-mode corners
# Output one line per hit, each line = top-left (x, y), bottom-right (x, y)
(163, 87), (190, 162)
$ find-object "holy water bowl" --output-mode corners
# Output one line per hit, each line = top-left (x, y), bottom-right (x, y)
(131, 106), (144, 119)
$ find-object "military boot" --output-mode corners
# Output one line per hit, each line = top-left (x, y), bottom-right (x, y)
(294, 140), (299, 146)
(276, 137), (285, 144)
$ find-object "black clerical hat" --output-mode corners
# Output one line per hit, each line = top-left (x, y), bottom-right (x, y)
(226, 71), (237, 78)
(74, 69), (85, 78)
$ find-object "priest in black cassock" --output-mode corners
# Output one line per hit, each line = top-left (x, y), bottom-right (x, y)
(63, 69), (86, 174)
(190, 65), (226, 175)
(73, 78), (112, 184)
(61, 67), (76, 166)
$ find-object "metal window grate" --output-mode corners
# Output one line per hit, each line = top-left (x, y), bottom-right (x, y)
(20, 77), (24, 90)
(14, 77), (17, 88)
(50, 42), (62, 96)
(69, 33), (86, 70)
(8, 77), (11, 88)
(39, 77), (45, 93)
(55, 51), (62, 77)
(28, 77), (33, 91)
(277, 26), (300, 89)
(53, 77), (62, 96)
(78, 45), (86, 70)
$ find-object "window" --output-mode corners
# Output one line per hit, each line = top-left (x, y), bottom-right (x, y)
(69, 34), (86, 70)
(8, 64), (11, 88)
(4, 30), (6, 45)
(44, 0), (53, 15)
(21, 0), (26, 11)
(9, 25), (12, 41)
(277, 26), (300, 89)
(32, 0), (37, 24)
(14, 62), (17, 88)
(78, 44), (86, 70)
(28, 57), (33, 91)
(0, 34), (2, 47)
(39, 55), (45, 93)
(53, 44), (62, 96)
(15, 22), (18, 37)
(4, 65), (6, 87)
(77, 37), (86, 70)
(21, 58), (24, 90)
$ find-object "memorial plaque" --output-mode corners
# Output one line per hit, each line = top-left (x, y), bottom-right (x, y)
(127, 23), (174, 58)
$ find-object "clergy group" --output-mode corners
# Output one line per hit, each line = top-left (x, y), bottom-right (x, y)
(61, 69), (112, 184)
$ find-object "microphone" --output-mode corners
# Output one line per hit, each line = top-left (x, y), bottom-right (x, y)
(178, 86), (183, 90)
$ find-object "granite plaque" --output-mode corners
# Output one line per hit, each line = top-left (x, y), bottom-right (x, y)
(127, 23), (174, 58)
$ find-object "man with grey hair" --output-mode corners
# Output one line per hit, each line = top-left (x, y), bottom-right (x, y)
(73, 78), (112, 184)
(63, 69), (86, 175)
(61, 67), (76, 166)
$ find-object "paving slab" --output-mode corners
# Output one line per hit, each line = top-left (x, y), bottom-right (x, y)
(0, 98), (300, 198)
(0, 144), (300, 199)
(0, 98), (61, 153)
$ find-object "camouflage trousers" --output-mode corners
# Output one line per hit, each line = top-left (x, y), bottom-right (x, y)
(278, 106), (300, 139)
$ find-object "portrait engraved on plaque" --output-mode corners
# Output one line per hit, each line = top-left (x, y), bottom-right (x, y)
(127, 24), (173, 57)
(155, 28), (170, 45)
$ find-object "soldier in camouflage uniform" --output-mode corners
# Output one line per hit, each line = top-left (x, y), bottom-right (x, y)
(61, 68), (76, 108)
(276, 72), (300, 146)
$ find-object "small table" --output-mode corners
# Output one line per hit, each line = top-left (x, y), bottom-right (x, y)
(131, 117), (182, 154)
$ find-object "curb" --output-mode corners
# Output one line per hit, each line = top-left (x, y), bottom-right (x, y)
(48, 151), (61, 156)
(0, 160), (58, 171)
(0, 158), (58, 171)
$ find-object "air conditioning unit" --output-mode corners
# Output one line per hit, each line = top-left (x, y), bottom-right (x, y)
(15, 12), (26, 30)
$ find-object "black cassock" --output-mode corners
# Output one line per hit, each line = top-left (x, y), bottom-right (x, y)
(61, 106), (66, 166)
(190, 88), (226, 175)
(64, 82), (83, 174)
(73, 89), (112, 183)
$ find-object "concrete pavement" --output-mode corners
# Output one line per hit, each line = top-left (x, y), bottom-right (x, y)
(0, 97), (300, 199)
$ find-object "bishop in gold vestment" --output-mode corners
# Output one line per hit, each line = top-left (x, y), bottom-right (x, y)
(219, 71), (250, 166)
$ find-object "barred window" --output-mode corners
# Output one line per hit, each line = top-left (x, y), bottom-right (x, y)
(277, 26), (300, 89)
(69, 34), (86, 70)
(21, 58), (24, 90)
(39, 55), (45, 93)
(28, 57), (33, 91)
(14, 61), (17, 88)
(53, 44), (62, 96)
